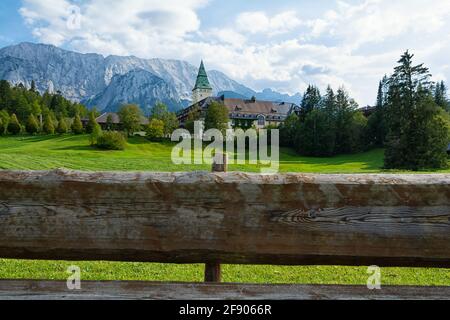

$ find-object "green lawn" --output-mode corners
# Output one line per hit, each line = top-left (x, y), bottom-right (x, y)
(0, 133), (440, 173)
(0, 134), (449, 285)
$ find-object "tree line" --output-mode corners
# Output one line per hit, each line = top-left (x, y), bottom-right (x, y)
(0, 80), (89, 135)
(279, 51), (450, 170)
(279, 85), (367, 157)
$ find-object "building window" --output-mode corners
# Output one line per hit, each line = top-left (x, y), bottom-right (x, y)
(257, 115), (266, 126)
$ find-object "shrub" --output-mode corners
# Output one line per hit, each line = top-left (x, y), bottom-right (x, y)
(96, 131), (126, 150)
(26, 114), (40, 134)
(7, 114), (21, 135)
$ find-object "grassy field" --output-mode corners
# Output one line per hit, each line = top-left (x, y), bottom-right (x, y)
(0, 134), (449, 285)
(0, 133), (434, 173)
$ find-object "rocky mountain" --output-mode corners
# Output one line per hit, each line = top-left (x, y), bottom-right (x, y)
(0, 42), (300, 113)
(218, 88), (302, 105)
(86, 69), (182, 114)
(255, 88), (302, 105)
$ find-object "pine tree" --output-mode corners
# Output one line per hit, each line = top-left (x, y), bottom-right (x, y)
(57, 117), (68, 134)
(435, 81), (449, 111)
(71, 114), (84, 134)
(30, 80), (36, 92)
(85, 110), (98, 134)
(279, 114), (300, 147)
(376, 81), (384, 108)
(298, 108), (336, 156)
(334, 87), (358, 154)
(384, 51), (448, 170)
(299, 85), (321, 121)
(0, 109), (9, 135)
(7, 114), (21, 135)
(43, 114), (55, 134)
(26, 114), (39, 135)
(89, 122), (103, 146)
(367, 77), (388, 147)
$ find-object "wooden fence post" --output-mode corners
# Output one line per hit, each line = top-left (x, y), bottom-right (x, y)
(204, 153), (228, 283)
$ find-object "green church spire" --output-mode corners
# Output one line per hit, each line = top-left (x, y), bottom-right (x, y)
(193, 60), (212, 90)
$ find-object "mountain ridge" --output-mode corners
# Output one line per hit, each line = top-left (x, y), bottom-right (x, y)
(0, 42), (301, 112)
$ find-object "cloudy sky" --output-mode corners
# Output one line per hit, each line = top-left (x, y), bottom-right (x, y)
(1, 0), (450, 105)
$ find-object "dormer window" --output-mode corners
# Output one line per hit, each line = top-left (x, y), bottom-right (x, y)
(257, 115), (266, 126)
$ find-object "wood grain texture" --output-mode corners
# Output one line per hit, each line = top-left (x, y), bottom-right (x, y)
(0, 280), (448, 300)
(0, 170), (450, 267)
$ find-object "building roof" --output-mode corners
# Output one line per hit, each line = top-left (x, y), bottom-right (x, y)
(177, 96), (300, 122)
(221, 98), (295, 117)
(193, 61), (212, 91)
(96, 112), (149, 125)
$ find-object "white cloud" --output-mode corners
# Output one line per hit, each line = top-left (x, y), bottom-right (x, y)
(20, 0), (209, 56)
(18, 0), (450, 105)
(236, 11), (302, 36)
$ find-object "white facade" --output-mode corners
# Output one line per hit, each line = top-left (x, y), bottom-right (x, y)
(192, 87), (213, 105)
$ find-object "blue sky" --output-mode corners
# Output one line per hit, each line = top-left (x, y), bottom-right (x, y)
(1, 0), (450, 105)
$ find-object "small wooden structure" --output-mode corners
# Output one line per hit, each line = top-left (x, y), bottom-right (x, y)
(0, 164), (449, 300)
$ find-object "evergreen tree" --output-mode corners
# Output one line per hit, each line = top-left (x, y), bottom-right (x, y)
(296, 86), (336, 156)
(0, 80), (12, 110)
(334, 87), (358, 153)
(30, 80), (36, 92)
(89, 122), (103, 146)
(297, 108), (336, 156)
(0, 109), (9, 135)
(435, 81), (449, 111)
(14, 92), (31, 122)
(43, 114), (55, 134)
(349, 111), (368, 152)
(7, 114), (21, 135)
(384, 51), (448, 170)
(56, 117), (68, 134)
(367, 77), (388, 147)
(71, 114), (84, 134)
(85, 110), (98, 134)
(279, 113), (300, 147)
(25, 114), (39, 135)
(299, 85), (321, 121)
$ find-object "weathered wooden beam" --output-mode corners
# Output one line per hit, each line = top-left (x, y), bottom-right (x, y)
(0, 170), (450, 267)
(0, 280), (449, 300)
(204, 154), (228, 282)
(212, 153), (228, 173)
(204, 263), (222, 283)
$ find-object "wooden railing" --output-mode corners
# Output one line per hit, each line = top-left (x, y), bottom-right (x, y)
(0, 169), (449, 299)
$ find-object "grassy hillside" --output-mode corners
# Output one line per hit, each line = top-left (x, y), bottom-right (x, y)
(0, 134), (449, 285)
